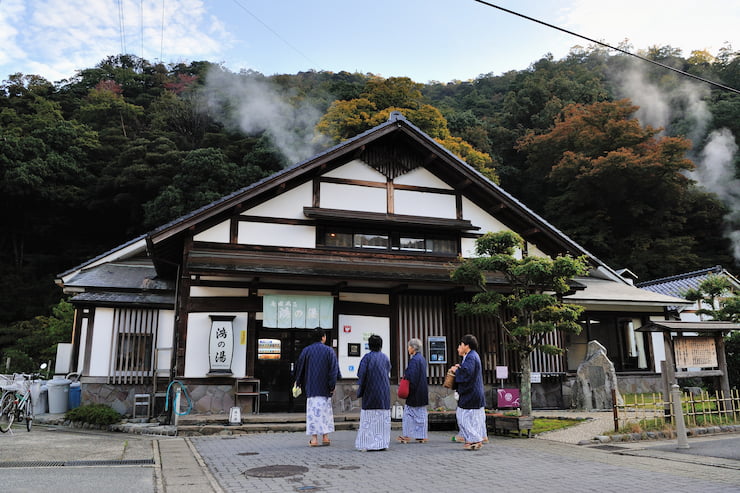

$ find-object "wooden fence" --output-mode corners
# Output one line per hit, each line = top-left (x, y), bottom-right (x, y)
(612, 388), (740, 432)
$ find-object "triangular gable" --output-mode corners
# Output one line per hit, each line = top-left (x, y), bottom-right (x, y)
(144, 112), (622, 281)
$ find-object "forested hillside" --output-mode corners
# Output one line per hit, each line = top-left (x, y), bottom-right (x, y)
(1, 45), (739, 333)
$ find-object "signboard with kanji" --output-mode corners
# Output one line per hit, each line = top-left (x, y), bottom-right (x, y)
(674, 337), (718, 368)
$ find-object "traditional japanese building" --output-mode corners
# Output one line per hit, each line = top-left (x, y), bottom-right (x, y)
(55, 113), (690, 416)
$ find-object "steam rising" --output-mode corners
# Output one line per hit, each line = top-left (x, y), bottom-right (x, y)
(613, 61), (740, 264)
(202, 68), (328, 165)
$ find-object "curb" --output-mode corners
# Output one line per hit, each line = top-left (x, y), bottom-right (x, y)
(578, 424), (740, 445)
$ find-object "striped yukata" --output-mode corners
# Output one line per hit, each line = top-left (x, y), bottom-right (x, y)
(402, 352), (429, 440)
(355, 349), (391, 451)
(294, 341), (340, 437)
(454, 349), (486, 444)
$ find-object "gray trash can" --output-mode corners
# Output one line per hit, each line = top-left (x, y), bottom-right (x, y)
(31, 381), (48, 415)
(47, 377), (71, 414)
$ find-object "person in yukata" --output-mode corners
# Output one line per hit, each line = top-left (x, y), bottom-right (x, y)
(449, 333), (486, 450)
(355, 334), (391, 451)
(294, 327), (340, 447)
(397, 337), (429, 444)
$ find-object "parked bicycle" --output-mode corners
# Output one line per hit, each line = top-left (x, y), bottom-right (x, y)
(0, 364), (47, 433)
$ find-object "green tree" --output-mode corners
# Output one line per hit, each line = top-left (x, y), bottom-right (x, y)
(450, 231), (588, 415)
(683, 275), (740, 322)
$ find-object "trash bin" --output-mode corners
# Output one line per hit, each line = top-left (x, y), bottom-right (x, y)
(68, 381), (81, 409)
(47, 377), (71, 414)
(31, 381), (48, 415)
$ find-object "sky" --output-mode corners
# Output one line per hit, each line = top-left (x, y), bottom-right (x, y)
(0, 0), (738, 85)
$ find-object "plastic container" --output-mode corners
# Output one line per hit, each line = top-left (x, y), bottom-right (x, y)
(31, 382), (48, 414)
(47, 377), (71, 414)
(68, 381), (81, 409)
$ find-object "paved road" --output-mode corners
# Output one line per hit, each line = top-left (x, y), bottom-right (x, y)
(192, 429), (740, 493)
(1, 422), (739, 493)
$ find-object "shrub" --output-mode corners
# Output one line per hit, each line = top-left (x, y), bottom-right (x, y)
(65, 404), (121, 425)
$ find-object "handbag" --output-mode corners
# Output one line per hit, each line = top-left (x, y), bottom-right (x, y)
(292, 383), (302, 398)
(397, 377), (410, 399)
(443, 369), (456, 389)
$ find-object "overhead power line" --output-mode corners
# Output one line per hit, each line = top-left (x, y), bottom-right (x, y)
(473, 0), (740, 96)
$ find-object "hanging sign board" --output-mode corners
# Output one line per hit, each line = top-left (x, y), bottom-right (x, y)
(209, 315), (235, 374)
(427, 336), (447, 364)
(674, 337), (718, 368)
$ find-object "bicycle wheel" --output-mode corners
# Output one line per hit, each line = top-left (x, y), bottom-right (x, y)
(0, 392), (15, 432)
(24, 395), (33, 431)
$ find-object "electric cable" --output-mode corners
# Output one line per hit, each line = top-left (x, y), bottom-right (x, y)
(473, 0), (740, 95)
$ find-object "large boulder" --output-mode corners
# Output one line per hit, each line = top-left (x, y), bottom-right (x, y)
(572, 341), (624, 410)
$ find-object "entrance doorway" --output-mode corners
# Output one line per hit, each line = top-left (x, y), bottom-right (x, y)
(255, 326), (313, 412)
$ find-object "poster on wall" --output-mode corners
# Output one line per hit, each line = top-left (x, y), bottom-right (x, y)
(427, 336), (447, 364)
(209, 315), (235, 374)
(337, 314), (390, 379)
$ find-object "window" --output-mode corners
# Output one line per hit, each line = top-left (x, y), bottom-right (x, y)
(321, 228), (457, 255)
(565, 314), (650, 372)
(111, 308), (158, 384)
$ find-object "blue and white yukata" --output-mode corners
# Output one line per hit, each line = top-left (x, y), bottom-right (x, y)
(402, 352), (429, 440)
(455, 349), (486, 444)
(295, 341), (340, 437)
(355, 350), (391, 451)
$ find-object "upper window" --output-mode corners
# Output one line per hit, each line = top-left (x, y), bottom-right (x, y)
(321, 228), (457, 255)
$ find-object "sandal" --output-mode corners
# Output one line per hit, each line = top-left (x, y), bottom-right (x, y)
(463, 441), (483, 450)
(415, 439), (428, 443)
(309, 440), (321, 447)
(322, 439), (331, 446)
(396, 436), (410, 444)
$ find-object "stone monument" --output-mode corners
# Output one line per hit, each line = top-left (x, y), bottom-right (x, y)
(572, 340), (624, 410)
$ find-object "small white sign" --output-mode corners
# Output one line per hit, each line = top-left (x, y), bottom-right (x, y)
(530, 372), (541, 383)
(495, 366), (509, 379)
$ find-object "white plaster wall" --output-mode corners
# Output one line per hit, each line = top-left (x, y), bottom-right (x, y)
(237, 223), (316, 248)
(322, 159), (386, 181)
(338, 292), (389, 304)
(89, 308), (115, 377)
(156, 310), (175, 373)
(193, 220), (230, 243)
(320, 182), (387, 213)
(393, 167), (452, 189)
(242, 181), (312, 219)
(651, 332), (667, 373)
(190, 286), (250, 297)
(185, 312), (249, 378)
(394, 189), (456, 218)
(461, 197), (508, 233)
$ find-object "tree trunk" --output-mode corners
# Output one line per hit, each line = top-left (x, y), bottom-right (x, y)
(520, 353), (532, 416)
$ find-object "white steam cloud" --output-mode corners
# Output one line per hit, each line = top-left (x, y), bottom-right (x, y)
(613, 61), (740, 264)
(202, 68), (328, 165)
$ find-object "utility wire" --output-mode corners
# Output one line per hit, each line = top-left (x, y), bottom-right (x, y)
(473, 0), (740, 96)
(160, 0), (166, 62)
(118, 0), (127, 54)
(231, 0), (318, 68)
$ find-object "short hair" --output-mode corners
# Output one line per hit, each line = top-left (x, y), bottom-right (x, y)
(408, 338), (422, 353)
(368, 334), (383, 351)
(461, 334), (478, 351)
(312, 327), (326, 342)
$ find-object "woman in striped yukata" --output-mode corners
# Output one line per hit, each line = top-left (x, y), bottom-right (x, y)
(449, 334), (486, 450)
(354, 334), (391, 451)
(397, 338), (429, 444)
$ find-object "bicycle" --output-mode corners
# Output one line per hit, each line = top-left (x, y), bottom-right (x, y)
(0, 373), (37, 433)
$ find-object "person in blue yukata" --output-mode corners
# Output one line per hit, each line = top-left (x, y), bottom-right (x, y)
(397, 337), (429, 444)
(449, 333), (486, 450)
(355, 334), (391, 451)
(294, 327), (340, 447)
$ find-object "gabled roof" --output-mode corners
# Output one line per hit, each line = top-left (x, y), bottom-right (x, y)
(636, 265), (740, 299)
(636, 320), (739, 333)
(143, 112), (622, 280)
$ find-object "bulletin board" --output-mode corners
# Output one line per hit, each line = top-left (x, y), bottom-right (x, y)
(337, 314), (390, 379)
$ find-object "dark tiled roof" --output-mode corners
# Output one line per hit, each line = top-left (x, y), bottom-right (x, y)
(63, 262), (174, 291)
(636, 265), (735, 298)
(70, 291), (174, 307)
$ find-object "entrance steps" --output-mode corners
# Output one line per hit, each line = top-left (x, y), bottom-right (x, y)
(175, 412), (394, 437)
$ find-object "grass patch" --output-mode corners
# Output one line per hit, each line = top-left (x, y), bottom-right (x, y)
(532, 418), (582, 435)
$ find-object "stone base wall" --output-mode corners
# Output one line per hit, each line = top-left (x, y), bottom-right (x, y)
(81, 373), (666, 416)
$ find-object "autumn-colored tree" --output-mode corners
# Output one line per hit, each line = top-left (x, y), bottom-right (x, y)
(516, 99), (711, 277)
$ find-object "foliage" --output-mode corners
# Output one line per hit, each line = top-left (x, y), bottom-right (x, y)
(0, 299), (73, 373)
(683, 275), (740, 322)
(451, 231), (588, 415)
(65, 403), (122, 426)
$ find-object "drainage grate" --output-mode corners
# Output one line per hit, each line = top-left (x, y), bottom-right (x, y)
(244, 464), (309, 478)
(590, 445), (626, 451)
(237, 452), (259, 456)
(0, 459), (154, 468)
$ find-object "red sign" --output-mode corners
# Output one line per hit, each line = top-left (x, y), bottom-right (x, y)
(343, 325), (352, 333)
